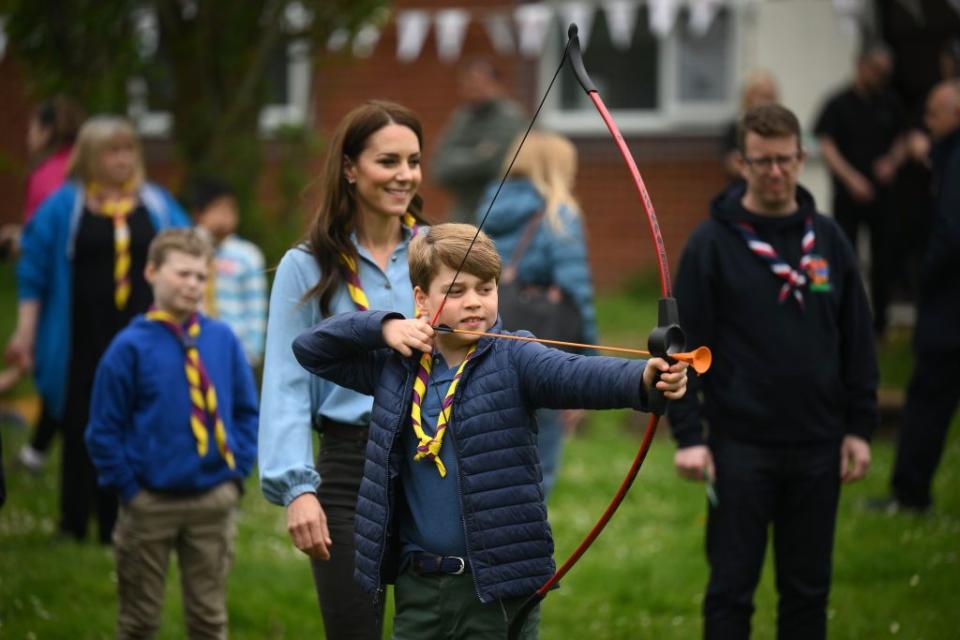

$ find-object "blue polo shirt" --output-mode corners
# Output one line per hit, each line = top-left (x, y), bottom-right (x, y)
(399, 353), (467, 563)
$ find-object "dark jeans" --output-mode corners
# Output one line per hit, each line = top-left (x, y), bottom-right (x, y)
(310, 421), (382, 640)
(834, 193), (893, 334)
(704, 439), (841, 640)
(892, 348), (960, 509)
(61, 380), (117, 543)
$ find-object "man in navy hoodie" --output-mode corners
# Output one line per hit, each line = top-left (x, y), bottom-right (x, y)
(667, 104), (878, 640)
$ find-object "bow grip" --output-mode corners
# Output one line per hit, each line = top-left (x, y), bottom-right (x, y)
(646, 297), (685, 416)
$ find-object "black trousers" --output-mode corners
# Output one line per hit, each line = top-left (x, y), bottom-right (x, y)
(892, 348), (960, 509)
(60, 375), (117, 543)
(704, 439), (841, 640)
(834, 193), (894, 334)
(310, 422), (383, 640)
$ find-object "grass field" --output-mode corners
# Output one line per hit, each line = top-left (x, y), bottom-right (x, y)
(1, 265), (958, 638)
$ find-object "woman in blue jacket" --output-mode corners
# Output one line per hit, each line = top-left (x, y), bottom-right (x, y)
(258, 100), (429, 640)
(477, 130), (599, 498)
(8, 116), (188, 543)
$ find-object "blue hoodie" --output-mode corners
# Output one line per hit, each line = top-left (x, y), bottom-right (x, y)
(17, 181), (189, 418)
(85, 315), (259, 502)
(477, 178), (599, 346)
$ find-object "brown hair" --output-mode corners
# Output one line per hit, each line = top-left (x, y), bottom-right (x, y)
(32, 95), (84, 160)
(303, 100), (427, 315)
(67, 115), (145, 188)
(147, 228), (214, 268)
(408, 223), (501, 291)
(736, 103), (802, 153)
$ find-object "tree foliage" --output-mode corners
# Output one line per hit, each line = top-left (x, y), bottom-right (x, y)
(4, 0), (387, 242)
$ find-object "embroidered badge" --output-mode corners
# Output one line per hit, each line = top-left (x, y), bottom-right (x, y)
(806, 255), (832, 292)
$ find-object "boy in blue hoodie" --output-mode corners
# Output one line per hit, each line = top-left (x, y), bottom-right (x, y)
(293, 223), (687, 639)
(86, 228), (259, 638)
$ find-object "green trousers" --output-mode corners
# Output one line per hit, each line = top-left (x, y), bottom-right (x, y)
(392, 569), (540, 640)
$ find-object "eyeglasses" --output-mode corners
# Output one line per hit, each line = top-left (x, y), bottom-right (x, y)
(742, 152), (804, 171)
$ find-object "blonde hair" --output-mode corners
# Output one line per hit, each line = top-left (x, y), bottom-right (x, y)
(147, 228), (214, 268)
(67, 115), (145, 188)
(503, 130), (580, 232)
(408, 223), (501, 291)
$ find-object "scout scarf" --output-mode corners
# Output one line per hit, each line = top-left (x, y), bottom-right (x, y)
(409, 344), (476, 477)
(340, 212), (419, 310)
(145, 309), (236, 469)
(87, 181), (139, 310)
(733, 215), (815, 308)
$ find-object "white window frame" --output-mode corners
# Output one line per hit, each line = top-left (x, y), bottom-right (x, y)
(128, 38), (312, 138)
(541, 8), (741, 136)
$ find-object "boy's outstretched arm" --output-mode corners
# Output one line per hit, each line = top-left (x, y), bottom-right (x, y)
(292, 310), (405, 394)
(515, 341), (687, 412)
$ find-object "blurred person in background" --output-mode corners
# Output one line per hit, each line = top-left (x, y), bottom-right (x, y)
(876, 79), (960, 515)
(7, 116), (189, 543)
(815, 43), (909, 337)
(258, 100), (429, 640)
(185, 179), (267, 369)
(721, 71), (780, 181)
(477, 130), (598, 499)
(669, 104), (878, 640)
(10, 95), (84, 474)
(431, 58), (526, 223)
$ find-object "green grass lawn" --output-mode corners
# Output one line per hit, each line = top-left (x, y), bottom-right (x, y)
(1, 267), (958, 638)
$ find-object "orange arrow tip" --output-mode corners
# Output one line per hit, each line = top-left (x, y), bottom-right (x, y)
(672, 346), (712, 374)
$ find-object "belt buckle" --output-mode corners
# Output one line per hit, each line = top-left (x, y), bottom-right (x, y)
(450, 555), (466, 575)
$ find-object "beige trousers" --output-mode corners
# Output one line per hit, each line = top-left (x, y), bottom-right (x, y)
(113, 481), (239, 640)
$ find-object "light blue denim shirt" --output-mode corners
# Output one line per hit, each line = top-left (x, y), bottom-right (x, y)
(258, 230), (418, 506)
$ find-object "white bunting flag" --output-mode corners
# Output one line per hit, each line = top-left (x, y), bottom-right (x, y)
(515, 3), (553, 58)
(603, 0), (639, 50)
(396, 10), (431, 62)
(650, 0), (681, 38)
(690, 0), (723, 36)
(353, 23), (382, 58)
(435, 9), (470, 63)
(484, 12), (515, 55)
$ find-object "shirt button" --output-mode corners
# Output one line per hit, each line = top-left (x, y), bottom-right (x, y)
(391, 255), (397, 262)
(384, 282), (392, 290)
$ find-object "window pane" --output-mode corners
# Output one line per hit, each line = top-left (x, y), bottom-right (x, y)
(677, 9), (731, 103)
(559, 8), (658, 111)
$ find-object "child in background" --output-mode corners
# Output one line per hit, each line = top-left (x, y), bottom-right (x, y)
(86, 228), (258, 638)
(292, 223), (688, 639)
(185, 179), (267, 368)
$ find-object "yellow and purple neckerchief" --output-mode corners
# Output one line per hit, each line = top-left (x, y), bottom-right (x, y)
(734, 216), (815, 308)
(339, 212), (419, 310)
(87, 181), (139, 310)
(145, 308), (236, 469)
(409, 344), (476, 477)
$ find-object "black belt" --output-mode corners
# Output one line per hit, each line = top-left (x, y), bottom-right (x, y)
(411, 552), (470, 576)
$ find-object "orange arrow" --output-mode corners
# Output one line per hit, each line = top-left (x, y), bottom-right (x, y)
(434, 326), (712, 374)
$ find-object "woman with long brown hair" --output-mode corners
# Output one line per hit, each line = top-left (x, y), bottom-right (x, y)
(258, 100), (428, 638)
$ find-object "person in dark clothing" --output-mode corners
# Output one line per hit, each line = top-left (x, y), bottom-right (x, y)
(431, 59), (527, 223)
(815, 44), (908, 336)
(881, 79), (960, 513)
(668, 104), (879, 640)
